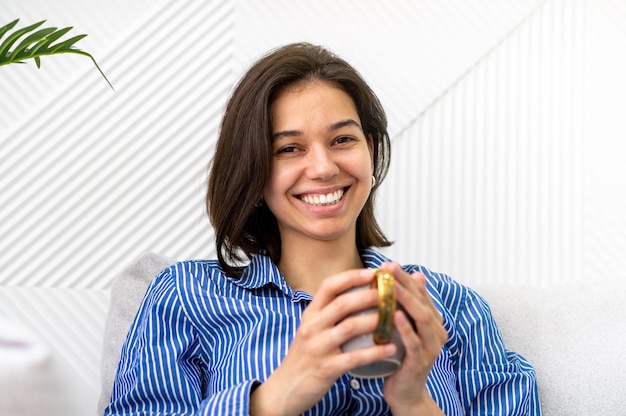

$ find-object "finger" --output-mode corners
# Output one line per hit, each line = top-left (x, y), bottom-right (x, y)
(310, 268), (376, 310)
(395, 275), (443, 334)
(316, 285), (381, 335)
(389, 266), (440, 319)
(395, 281), (447, 355)
(393, 310), (420, 351)
(302, 273), (379, 336)
(396, 281), (438, 325)
(410, 272), (444, 320)
(394, 307), (445, 361)
(329, 308), (379, 344)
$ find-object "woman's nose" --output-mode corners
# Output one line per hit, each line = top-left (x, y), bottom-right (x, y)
(306, 147), (340, 180)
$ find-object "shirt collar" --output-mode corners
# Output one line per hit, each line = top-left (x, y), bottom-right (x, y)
(234, 253), (286, 291)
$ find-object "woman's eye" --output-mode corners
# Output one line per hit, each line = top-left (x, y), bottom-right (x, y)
(335, 136), (354, 144)
(278, 146), (298, 154)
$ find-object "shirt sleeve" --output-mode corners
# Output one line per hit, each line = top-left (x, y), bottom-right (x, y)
(454, 287), (542, 415)
(103, 268), (259, 416)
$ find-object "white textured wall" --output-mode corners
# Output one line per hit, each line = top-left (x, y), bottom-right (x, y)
(1, 0), (625, 414)
(380, 0), (588, 286)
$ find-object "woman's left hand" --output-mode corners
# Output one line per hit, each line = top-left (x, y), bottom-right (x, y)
(381, 262), (448, 415)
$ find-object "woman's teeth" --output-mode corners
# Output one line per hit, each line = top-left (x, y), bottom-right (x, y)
(301, 189), (344, 206)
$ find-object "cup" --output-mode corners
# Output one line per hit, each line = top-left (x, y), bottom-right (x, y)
(340, 269), (405, 378)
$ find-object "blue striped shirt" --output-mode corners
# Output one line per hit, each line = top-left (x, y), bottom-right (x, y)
(105, 248), (541, 415)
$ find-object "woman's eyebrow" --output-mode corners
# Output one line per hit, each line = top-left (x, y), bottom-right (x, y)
(329, 118), (362, 132)
(271, 119), (362, 141)
(271, 129), (301, 141)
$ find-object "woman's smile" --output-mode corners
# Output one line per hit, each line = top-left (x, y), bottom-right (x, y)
(299, 187), (346, 207)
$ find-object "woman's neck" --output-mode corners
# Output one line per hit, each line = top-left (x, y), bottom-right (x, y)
(277, 236), (364, 296)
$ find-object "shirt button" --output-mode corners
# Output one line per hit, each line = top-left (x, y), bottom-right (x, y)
(349, 378), (361, 390)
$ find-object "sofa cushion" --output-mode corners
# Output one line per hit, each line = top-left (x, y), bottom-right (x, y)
(98, 252), (174, 415)
(474, 282), (626, 415)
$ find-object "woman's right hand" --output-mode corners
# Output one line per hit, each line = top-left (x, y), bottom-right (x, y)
(249, 267), (398, 416)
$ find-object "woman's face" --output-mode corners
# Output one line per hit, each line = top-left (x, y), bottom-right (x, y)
(263, 80), (374, 246)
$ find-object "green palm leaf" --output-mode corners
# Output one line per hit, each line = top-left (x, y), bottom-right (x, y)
(0, 19), (114, 90)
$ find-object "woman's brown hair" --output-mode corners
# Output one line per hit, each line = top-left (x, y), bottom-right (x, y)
(207, 42), (392, 277)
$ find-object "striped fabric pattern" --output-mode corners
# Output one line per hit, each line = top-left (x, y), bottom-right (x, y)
(105, 248), (540, 415)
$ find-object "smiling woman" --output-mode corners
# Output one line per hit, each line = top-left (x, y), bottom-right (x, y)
(103, 42), (541, 416)
(207, 45), (393, 279)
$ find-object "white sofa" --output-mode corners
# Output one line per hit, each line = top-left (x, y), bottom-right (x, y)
(99, 253), (626, 415)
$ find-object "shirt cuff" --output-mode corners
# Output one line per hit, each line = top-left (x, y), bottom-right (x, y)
(198, 379), (262, 415)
